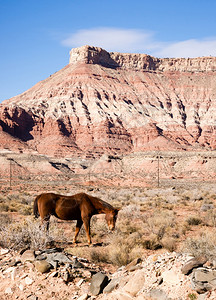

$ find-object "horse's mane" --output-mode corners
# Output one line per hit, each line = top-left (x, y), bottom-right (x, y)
(89, 195), (115, 211)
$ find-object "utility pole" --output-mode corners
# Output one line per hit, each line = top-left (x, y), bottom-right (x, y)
(8, 158), (13, 188)
(157, 153), (160, 188)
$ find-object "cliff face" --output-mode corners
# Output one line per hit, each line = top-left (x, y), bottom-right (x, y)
(70, 45), (216, 72)
(1, 45), (216, 157)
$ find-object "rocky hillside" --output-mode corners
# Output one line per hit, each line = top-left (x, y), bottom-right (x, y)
(1, 247), (216, 299)
(1, 45), (216, 157)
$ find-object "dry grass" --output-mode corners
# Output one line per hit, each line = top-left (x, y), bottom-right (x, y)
(182, 230), (216, 260)
(1, 184), (216, 267)
(0, 214), (65, 250)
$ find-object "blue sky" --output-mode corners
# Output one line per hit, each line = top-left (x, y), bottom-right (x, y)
(1, 0), (216, 102)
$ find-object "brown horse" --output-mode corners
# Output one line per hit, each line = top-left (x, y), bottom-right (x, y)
(33, 192), (119, 245)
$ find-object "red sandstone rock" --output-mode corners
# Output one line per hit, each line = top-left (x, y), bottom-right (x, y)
(1, 45), (216, 157)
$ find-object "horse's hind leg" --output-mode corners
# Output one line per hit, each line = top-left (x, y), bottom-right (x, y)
(73, 219), (83, 244)
(41, 215), (50, 232)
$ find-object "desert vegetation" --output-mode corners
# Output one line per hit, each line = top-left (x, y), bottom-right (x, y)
(1, 182), (216, 268)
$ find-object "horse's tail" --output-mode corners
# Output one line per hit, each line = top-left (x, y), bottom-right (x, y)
(33, 195), (40, 218)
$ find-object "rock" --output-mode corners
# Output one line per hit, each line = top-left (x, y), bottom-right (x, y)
(34, 260), (51, 273)
(157, 276), (163, 285)
(191, 268), (216, 293)
(26, 295), (38, 300)
(123, 270), (145, 296)
(21, 250), (35, 263)
(162, 268), (184, 285)
(4, 266), (16, 273)
(103, 277), (121, 293)
(148, 288), (170, 300)
(76, 278), (84, 287)
(181, 256), (207, 275)
(72, 257), (85, 268)
(49, 271), (58, 278)
(200, 204), (214, 211)
(46, 252), (73, 265)
(194, 268), (216, 282)
(1, 248), (9, 255)
(11, 267), (17, 281)
(5, 287), (13, 294)
(197, 293), (209, 300)
(25, 276), (34, 285)
(105, 292), (134, 300)
(90, 272), (109, 295)
(77, 294), (89, 300)
(125, 258), (142, 272)
(8, 259), (21, 267)
(62, 270), (70, 282)
(42, 248), (62, 254)
(35, 254), (47, 261)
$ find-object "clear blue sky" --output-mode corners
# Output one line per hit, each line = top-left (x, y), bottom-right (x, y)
(1, 0), (216, 102)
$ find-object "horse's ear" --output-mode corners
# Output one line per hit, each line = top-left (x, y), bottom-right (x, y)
(115, 208), (120, 214)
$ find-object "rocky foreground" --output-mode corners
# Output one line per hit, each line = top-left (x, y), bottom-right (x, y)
(1, 247), (216, 300)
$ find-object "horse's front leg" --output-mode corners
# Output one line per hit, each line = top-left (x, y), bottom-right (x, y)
(83, 217), (91, 245)
(73, 219), (83, 244)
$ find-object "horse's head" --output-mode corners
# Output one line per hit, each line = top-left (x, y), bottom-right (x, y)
(105, 209), (119, 231)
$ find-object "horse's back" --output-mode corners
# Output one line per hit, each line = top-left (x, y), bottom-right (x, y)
(37, 192), (87, 220)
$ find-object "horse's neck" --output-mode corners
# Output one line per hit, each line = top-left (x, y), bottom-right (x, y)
(91, 197), (113, 214)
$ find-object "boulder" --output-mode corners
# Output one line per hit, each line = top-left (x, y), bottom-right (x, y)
(162, 268), (184, 285)
(191, 267), (216, 293)
(123, 270), (145, 296)
(90, 272), (109, 295)
(20, 250), (35, 263)
(46, 252), (72, 267)
(181, 256), (207, 275)
(125, 257), (142, 272)
(34, 260), (51, 273)
(103, 277), (122, 293)
(148, 288), (170, 300)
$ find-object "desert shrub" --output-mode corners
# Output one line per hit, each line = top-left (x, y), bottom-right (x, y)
(0, 213), (11, 226)
(0, 192), (33, 215)
(187, 293), (197, 300)
(180, 222), (191, 235)
(142, 233), (162, 250)
(206, 209), (216, 227)
(92, 205), (179, 266)
(186, 216), (202, 226)
(182, 230), (216, 260)
(0, 217), (65, 250)
(146, 210), (176, 240)
(107, 231), (144, 266)
(90, 248), (109, 264)
(93, 205), (146, 266)
(0, 203), (9, 212)
(119, 204), (142, 219)
(161, 236), (177, 252)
